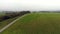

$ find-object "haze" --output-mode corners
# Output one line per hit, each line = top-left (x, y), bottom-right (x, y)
(0, 0), (60, 11)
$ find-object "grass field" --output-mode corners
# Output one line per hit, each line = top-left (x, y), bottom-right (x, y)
(0, 16), (20, 29)
(0, 12), (5, 17)
(1, 13), (60, 34)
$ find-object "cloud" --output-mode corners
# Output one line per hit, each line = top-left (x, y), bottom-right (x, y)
(0, 0), (60, 11)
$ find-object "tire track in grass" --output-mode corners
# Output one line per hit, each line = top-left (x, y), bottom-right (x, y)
(0, 14), (30, 33)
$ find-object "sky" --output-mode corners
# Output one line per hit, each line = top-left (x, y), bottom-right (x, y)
(0, 0), (60, 11)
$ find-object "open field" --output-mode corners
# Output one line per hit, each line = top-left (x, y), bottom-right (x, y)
(0, 12), (5, 17)
(1, 13), (60, 34)
(0, 11), (30, 29)
(0, 16), (20, 29)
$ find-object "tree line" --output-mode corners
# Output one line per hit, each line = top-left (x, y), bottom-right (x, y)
(0, 11), (30, 22)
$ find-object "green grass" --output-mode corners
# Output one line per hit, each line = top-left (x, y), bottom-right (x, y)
(0, 12), (5, 17)
(1, 13), (60, 34)
(0, 16), (20, 29)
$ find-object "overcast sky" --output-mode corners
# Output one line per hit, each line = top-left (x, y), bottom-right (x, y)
(0, 0), (60, 11)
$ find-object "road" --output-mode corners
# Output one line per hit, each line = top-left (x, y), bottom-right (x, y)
(0, 14), (30, 33)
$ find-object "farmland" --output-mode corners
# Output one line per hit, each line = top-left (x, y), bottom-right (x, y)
(0, 16), (19, 29)
(1, 13), (60, 34)
(0, 11), (30, 30)
(0, 12), (5, 16)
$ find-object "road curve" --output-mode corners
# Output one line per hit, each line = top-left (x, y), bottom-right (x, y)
(0, 14), (30, 33)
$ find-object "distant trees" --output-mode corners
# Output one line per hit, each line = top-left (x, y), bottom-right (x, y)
(39, 11), (51, 13)
(39, 11), (60, 13)
(0, 11), (31, 22)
